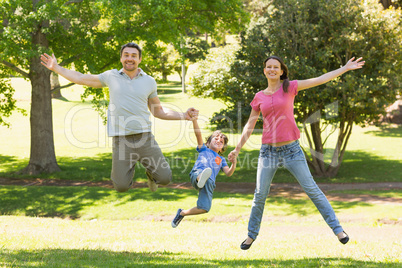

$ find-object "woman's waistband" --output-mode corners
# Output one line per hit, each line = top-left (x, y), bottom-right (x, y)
(261, 140), (300, 152)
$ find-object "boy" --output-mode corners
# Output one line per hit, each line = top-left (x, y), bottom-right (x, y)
(171, 119), (237, 228)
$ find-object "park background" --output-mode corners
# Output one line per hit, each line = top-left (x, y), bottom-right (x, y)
(1, 0), (401, 267)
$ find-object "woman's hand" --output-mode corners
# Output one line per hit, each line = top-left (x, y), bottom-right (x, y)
(344, 57), (365, 71)
(228, 149), (239, 162)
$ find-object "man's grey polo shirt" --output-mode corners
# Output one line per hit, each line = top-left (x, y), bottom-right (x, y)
(98, 69), (158, 137)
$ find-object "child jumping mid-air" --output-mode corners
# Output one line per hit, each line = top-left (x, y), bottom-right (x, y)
(171, 119), (237, 228)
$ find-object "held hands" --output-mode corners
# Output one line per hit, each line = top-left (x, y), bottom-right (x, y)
(344, 57), (365, 71)
(229, 153), (238, 164)
(228, 150), (239, 163)
(185, 108), (199, 121)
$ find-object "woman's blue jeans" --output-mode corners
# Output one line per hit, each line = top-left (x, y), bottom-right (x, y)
(247, 140), (343, 240)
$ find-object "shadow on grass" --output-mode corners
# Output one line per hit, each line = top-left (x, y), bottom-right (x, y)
(0, 249), (399, 267)
(157, 81), (182, 95)
(1, 146), (401, 184)
(0, 185), (372, 220)
(0, 185), (111, 218)
(331, 150), (402, 183)
(0, 153), (112, 181)
(0, 155), (21, 165)
(364, 125), (402, 138)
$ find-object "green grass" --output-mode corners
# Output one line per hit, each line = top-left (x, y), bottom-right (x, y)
(0, 185), (401, 223)
(1, 216), (400, 267)
(1, 218), (400, 267)
(0, 185), (401, 267)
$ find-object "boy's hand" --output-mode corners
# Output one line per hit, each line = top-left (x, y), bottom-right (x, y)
(229, 155), (237, 164)
(228, 150), (239, 162)
(185, 108), (199, 120)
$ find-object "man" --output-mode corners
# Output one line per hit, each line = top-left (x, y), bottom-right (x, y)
(41, 42), (198, 192)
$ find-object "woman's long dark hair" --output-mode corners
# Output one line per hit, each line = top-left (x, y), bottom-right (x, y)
(264, 56), (290, 93)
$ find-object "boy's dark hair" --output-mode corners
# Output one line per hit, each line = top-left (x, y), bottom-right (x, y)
(120, 42), (142, 58)
(263, 55), (290, 93)
(205, 130), (228, 156)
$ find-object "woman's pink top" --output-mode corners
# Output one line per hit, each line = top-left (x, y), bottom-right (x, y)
(250, 80), (300, 144)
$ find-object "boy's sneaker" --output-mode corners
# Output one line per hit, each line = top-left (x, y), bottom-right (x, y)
(197, 168), (212, 188)
(146, 171), (158, 192)
(171, 209), (184, 228)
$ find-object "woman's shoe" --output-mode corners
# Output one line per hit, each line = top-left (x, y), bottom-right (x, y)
(240, 238), (254, 250)
(338, 231), (349, 244)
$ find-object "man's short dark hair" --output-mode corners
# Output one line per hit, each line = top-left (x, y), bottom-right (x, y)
(120, 42), (142, 58)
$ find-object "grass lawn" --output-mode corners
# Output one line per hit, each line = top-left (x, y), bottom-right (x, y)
(0, 185), (401, 267)
(1, 216), (400, 267)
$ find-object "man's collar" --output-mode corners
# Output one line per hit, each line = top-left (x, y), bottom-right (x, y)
(118, 68), (145, 77)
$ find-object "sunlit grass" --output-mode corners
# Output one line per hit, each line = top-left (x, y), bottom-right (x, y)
(0, 215), (401, 267)
(0, 184), (401, 267)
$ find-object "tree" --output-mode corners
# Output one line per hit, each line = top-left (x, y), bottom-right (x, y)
(0, 0), (110, 174)
(0, 65), (24, 127)
(379, 0), (402, 9)
(141, 41), (180, 81)
(191, 0), (402, 178)
(82, 0), (248, 116)
(1, 0), (248, 175)
(174, 35), (210, 84)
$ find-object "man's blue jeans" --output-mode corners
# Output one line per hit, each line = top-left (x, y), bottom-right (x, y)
(247, 140), (344, 240)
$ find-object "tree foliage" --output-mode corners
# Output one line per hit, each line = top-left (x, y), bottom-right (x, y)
(0, 65), (25, 127)
(191, 0), (402, 177)
(0, 0), (248, 174)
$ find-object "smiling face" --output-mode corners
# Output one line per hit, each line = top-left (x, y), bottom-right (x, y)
(206, 131), (228, 155)
(120, 47), (142, 73)
(264, 58), (283, 80)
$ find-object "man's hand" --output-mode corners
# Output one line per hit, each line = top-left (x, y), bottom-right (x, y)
(185, 107), (199, 120)
(40, 53), (59, 71)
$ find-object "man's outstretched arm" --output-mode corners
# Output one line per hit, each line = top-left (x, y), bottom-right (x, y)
(41, 53), (103, 88)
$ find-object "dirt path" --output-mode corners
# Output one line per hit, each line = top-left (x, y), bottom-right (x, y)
(1, 177), (401, 205)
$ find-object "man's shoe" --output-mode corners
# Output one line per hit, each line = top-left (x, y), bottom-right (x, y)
(338, 231), (349, 244)
(146, 171), (158, 192)
(240, 238), (254, 250)
(197, 168), (212, 188)
(171, 209), (184, 228)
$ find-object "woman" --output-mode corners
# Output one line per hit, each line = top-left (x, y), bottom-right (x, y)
(228, 55), (365, 250)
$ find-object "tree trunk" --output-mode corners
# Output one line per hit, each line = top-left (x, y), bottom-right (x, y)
(326, 120), (353, 177)
(379, 0), (392, 9)
(309, 120), (326, 177)
(181, 61), (186, 93)
(304, 118), (354, 178)
(50, 72), (63, 99)
(303, 111), (327, 177)
(20, 27), (60, 175)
